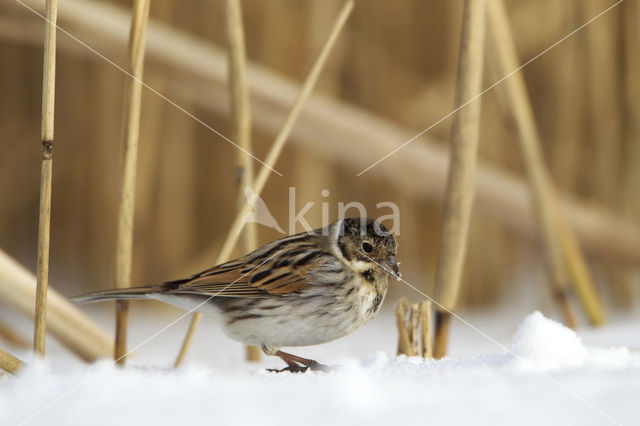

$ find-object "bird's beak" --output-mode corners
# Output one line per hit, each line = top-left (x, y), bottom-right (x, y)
(385, 256), (401, 279)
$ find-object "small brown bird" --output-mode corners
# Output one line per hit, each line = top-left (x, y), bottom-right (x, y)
(74, 217), (400, 372)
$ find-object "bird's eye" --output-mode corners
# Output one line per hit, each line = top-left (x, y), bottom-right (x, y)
(362, 242), (373, 253)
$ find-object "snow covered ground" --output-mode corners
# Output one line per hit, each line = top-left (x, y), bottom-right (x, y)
(1, 302), (639, 425)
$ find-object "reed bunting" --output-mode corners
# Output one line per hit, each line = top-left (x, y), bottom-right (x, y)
(74, 217), (400, 372)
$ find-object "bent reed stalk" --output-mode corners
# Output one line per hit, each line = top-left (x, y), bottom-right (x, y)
(0, 347), (24, 375)
(487, 0), (604, 327)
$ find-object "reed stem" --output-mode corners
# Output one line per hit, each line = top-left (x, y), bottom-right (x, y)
(114, 0), (151, 365)
(433, 0), (487, 359)
(223, 0), (261, 362)
(0, 347), (24, 375)
(33, 0), (58, 358)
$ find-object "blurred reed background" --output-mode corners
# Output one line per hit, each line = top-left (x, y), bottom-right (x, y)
(0, 0), (638, 323)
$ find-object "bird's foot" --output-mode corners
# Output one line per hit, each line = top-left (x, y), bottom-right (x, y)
(267, 363), (309, 373)
(267, 350), (334, 373)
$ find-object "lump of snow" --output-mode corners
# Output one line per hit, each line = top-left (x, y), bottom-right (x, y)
(510, 311), (587, 370)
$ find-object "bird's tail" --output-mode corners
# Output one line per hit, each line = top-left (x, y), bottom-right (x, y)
(71, 286), (160, 303)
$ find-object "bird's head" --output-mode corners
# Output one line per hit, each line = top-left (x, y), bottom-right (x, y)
(335, 217), (400, 278)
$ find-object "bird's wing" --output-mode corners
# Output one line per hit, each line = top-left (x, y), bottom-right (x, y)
(166, 238), (343, 298)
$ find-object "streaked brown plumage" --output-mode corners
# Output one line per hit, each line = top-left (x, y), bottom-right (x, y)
(74, 217), (400, 372)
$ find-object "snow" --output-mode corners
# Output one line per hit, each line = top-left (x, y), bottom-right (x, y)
(1, 308), (639, 426)
(511, 311), (589, 370)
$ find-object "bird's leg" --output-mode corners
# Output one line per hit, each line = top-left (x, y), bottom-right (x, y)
(274, 350), (331, 372)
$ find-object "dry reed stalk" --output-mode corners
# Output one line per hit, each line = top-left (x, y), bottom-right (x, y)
(420, 301), (433, 358)
(487, 0), (604, 327)
(223, 0), (260, 362)
(408, 303), (420, 356)
(134, 76), (165, 275)
(0, 249), (114, 360)
(173, 0), (355, 367)
(0, 347), (24, 375)
(488, 0), (569, 318)
(114, 0), (150, 365)
(33, 0), (57, 358)
(133, 5), (177, 278)
(8, 0), (640, 267)
(555, 215), (605, 325)
(433, 0), (487, 359)
(395, 298), (410, 356)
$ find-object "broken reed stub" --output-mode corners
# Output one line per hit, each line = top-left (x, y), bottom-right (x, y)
(395, 298), (434, 358)
(396, 298), (411, 356)
(420, 301), (433, 358)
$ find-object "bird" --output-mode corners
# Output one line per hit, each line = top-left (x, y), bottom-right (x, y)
(73, 217), (400, 372)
